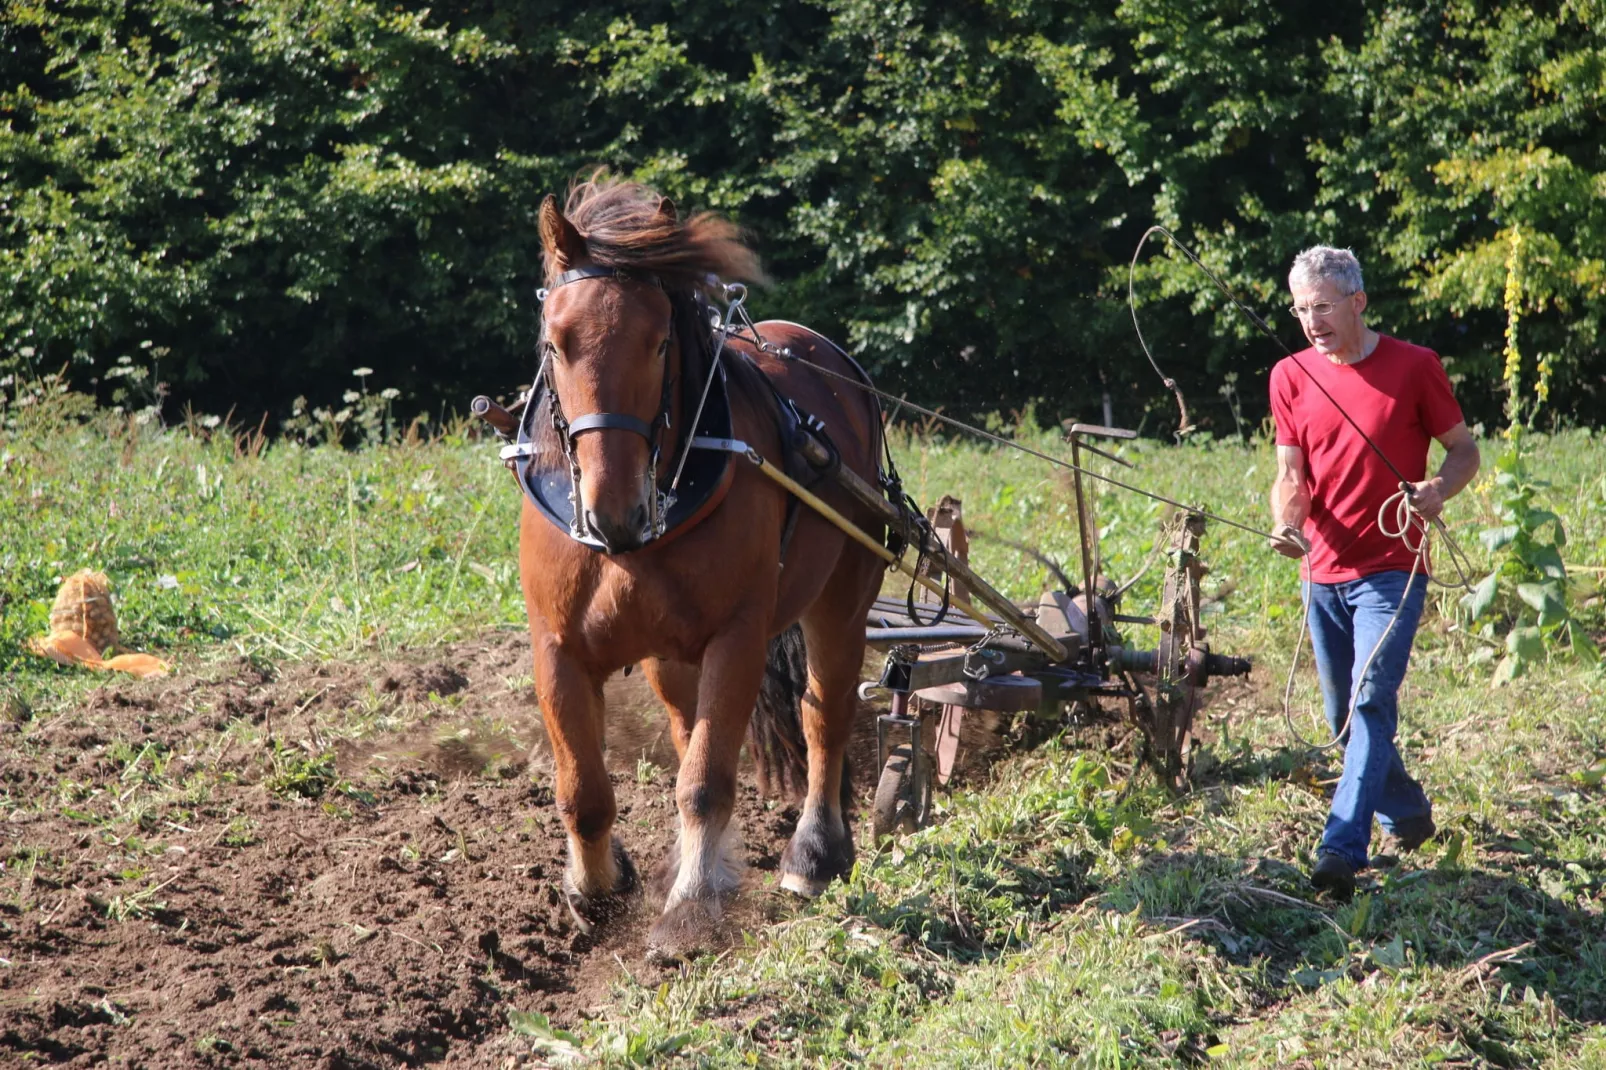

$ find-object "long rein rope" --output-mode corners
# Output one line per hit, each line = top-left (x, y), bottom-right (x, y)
(1281, 492), (1428, 751)
(1127, 225), (1478, 750)
(729, 338), (1283, 544)
(726, 228), (1477, 754)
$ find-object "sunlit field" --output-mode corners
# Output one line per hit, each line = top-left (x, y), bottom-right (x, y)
(4, 393), (1605, 1066)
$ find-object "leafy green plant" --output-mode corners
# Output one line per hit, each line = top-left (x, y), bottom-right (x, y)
(262, 740), (339, 800)
(1464, 228), (1597, 682)
(281, 368), (407, 448)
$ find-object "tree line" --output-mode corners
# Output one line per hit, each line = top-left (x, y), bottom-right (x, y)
(2, 1), (1602, 437)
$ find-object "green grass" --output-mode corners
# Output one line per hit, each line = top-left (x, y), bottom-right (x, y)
(0, 389), (526, 702)
(4, 390), (1606, 1067)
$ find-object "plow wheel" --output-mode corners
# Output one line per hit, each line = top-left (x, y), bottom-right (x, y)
(1150, 512), (1208, 790)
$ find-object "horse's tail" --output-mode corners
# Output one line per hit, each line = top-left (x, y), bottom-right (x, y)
(748, 624), (851, 811)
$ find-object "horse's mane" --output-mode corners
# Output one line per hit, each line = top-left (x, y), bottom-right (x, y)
(548, 170), (768, 290)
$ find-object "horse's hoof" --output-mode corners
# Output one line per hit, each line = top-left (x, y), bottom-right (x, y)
(644, 898), (723, 965)
(778, 872), (832, 898)
(562, 838), (639, 934)
(779, 814), (854, 898)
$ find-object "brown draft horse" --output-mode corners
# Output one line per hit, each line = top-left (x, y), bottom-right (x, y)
(520, 174), (885, 960)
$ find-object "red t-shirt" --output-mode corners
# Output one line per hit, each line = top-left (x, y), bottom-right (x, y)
(1270, 335), (1465, 582)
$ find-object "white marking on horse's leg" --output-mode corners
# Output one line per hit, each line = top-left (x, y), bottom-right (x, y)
(567, 833), (619, 898)
(663, 819), (743, 912)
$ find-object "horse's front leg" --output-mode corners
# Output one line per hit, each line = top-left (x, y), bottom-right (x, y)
(534, 637), (638, 932)
(646, 622), (767, 962)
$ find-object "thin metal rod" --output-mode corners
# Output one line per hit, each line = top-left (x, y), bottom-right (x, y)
(669, 318), (728, 492)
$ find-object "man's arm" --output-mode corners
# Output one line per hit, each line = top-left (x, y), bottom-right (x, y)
(1404, 421), (1480, 520)
(1269, 444), (1311, 558)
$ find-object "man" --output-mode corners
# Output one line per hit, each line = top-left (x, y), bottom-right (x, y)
(1268, 245), (1481, 899)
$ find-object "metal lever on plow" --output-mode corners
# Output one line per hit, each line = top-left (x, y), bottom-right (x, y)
(783, 433), (1070, 662)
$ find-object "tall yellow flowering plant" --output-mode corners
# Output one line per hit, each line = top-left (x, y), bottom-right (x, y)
(1467, 227), (1595, 681)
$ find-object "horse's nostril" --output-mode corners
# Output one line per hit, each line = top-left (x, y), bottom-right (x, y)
(585, 507), (645, 554)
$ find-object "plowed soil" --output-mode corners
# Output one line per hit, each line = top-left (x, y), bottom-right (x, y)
(0, 633), (1011, 1067)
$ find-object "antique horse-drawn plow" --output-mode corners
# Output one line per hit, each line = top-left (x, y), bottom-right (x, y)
(858, 429), (1251, 838)
(473, 175), (1250, 957)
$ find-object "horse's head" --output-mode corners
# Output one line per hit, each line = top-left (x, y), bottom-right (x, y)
(536, 173), (765, 554)
(539, 194), (674, 553)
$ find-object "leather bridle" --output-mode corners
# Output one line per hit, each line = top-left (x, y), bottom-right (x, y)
(537, 265), (676, 547)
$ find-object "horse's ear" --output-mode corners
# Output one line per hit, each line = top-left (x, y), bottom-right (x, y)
(657, 196), (677, 223)
(539, 194), (584, 270)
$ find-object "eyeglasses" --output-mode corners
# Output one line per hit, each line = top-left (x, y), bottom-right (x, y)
(1288, 296), (1354, 320)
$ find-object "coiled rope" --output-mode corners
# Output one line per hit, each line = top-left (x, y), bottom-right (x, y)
(1281, 489), (1431, 750)
(1126, 225), (1479, 752)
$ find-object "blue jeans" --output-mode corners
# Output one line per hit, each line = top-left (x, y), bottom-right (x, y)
(1306, 569), (1431, 869)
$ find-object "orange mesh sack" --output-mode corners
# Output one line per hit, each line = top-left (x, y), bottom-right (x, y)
(48, 569), (120, 654)
(29, 571), (170, 678)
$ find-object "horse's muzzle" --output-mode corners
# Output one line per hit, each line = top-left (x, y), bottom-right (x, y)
(585, 503), (651, 554)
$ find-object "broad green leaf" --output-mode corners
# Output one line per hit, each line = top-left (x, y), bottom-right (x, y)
(1347, 893), (1372, 935)
(1480, 524), (1519, 552)
(1526, 509), (1566, 542)
(1493, 654), (1523, 685)
(1438, 831), (1466, 870)
(1465, 571), (1499, 619)
(1566, 622), (1600, 665)
(1529, 544), (1567, 581)
(1507, 626), (1545, 661)
(1290, 967), (1345, 988)
(1370, 934), (1408, 969)
(1516, 582), (1567, 627)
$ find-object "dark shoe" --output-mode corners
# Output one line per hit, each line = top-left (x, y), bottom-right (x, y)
(1311, 851), (1356, 901)
(1391, 813), (1437, 853)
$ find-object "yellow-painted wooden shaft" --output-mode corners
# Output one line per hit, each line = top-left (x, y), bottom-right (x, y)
(744, 453), (999, 633)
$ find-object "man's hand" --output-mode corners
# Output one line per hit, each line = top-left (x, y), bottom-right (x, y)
(1404, 478), (1445, 521)
(1267, 523), (1311, 559)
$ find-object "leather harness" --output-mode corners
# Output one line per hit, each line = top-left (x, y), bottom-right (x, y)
(508, 265), (832, 556)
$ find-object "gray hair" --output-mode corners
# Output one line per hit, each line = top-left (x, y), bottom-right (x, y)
(1289, 246), (1364, 295)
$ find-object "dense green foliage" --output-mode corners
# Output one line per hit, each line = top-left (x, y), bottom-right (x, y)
(3, 1), (1603, 432)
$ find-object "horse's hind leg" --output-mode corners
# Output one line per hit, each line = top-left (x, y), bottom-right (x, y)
(641, 657), (699, 764)
(780, 577), (876, 897)
(535, 640), (638, 931)
(640, 657), (700, 896)
(646, 622), (767, 961)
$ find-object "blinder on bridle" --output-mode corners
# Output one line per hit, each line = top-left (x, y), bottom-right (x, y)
(536, 265), (676, 548)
